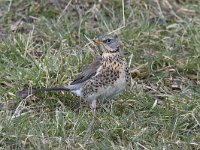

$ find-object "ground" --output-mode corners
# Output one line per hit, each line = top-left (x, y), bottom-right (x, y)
(0, 0), (200, 149)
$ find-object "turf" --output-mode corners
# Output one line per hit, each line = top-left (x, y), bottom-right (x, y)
(0, 0), (200, 149)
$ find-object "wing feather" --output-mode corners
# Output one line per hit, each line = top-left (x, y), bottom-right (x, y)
(70, 57), (102, 85)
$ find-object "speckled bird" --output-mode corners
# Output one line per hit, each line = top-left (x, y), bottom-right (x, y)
(19, 35), (131, 111)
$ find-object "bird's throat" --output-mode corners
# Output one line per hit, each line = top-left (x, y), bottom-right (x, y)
(102, 52), (121, 61)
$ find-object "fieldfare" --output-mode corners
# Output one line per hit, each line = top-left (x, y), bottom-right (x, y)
(19, 35), (131, 111)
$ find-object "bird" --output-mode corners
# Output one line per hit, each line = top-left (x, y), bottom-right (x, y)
(18, 35), (131, 112)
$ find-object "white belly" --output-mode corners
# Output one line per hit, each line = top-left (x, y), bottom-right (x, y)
(71, 89), (82, 96)
(98, 77), (127, 100)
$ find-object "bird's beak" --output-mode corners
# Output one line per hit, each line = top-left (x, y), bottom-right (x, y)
(93, 39), (104, 45)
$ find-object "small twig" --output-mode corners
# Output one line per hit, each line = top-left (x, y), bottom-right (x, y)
(128, 53), (133, 67)
(9, 98), (27, 121)
(192, 109), (200, 126)
(122, 0), (125, 26)
(25, 25), (34, 53)
(155, 0), (164, 19)
(108, 25), (126, 35)
(136, 142), (149, 150)
(7, 0), (12, 12)
(84, 35), (94, 47)
(58, 0), (72, 22)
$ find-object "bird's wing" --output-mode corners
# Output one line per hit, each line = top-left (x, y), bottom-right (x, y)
(70, 57), (102, 85)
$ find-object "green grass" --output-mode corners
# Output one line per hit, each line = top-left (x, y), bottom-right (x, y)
(0, 0), (200, 149)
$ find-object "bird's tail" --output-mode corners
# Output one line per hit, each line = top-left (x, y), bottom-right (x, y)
(44, 86), (70, 91)
(17, 86), (71, 99)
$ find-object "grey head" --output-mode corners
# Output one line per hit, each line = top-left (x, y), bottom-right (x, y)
(94, 35), (121, 53)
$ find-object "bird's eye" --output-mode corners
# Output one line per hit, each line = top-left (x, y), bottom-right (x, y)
(103, 39), (111, 43)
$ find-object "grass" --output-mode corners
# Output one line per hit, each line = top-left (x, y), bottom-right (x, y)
(0, 0), (200, 149)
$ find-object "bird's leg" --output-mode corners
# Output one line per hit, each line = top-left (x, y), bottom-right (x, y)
(91, 99), (97, 115)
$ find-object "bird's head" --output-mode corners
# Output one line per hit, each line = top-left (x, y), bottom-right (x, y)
(94, 35), (120, 54)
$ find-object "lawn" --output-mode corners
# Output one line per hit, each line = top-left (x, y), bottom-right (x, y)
(0, 0), (200, 149)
